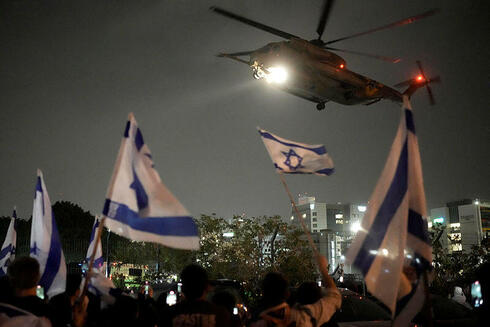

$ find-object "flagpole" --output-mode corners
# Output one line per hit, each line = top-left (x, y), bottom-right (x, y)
(277, 173), (319, 257)
(79, 215), (106, 301)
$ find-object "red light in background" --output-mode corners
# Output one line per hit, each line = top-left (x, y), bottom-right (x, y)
(416, 75), (424, 82)
(339, 64), (344, 69)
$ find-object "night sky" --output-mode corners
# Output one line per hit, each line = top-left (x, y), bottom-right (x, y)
(1, 0), (489, 221)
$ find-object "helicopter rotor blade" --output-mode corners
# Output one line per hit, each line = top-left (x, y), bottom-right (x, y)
(416, 60), (427, 79)
(316, 0), (335, 40)
(324, 8), (440, 45)
(325, 46), (401, 63)
(217, 53), (251, 65)
(426, 84), (435, 105)
(394, 75), (440, 88)
(210, 6), (300, 40)
(217, 50), (254, 57)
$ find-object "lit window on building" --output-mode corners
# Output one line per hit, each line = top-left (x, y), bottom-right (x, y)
(335, 214), (343, 219)
(336, 219), (343, 224)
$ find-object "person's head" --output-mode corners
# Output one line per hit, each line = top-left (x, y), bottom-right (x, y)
(261, 272), (289, 305)
(296, 282), (322, 305)
(453, 286), (464, 297)
(180, 264), (209, 300)
(211, 290), (236, 313)
(7, 257), (40, 292)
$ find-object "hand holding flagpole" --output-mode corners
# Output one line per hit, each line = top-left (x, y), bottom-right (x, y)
(278, 173), (319, 256)
(79, 215), (106, 302)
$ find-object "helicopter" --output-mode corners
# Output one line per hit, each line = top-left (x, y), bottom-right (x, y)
(210, 1), (440, 110)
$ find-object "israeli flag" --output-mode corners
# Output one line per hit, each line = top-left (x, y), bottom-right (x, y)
(258, 129), (334, 176)
(346, 96), (432, 326)
(0, 209), (18, 277)
(30, 170), (66, 298)
(103, 113), (199, 250)
(85, 216), (104, 272)
(86, 271), (122, 305)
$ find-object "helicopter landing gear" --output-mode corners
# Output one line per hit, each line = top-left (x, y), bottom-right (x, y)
(316, 102), (326, 111)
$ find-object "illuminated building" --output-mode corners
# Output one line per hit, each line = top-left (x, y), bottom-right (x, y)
(430, 199), (489, 253)
(289, 194), (367, 273)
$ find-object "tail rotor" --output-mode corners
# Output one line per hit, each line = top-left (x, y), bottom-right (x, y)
(395, 61), (440, 105)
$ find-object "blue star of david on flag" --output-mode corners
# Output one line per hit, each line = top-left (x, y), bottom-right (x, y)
(282, 149), (304, 170)
(258, 128), (334, 176)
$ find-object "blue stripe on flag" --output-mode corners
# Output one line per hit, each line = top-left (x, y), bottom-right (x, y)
(408, 209), (430, 244)
(405, 110), (416, 134)
(103, 199), (198, 236)
(411, 252), (432, 273)
(395, 279), (419, 316)
(259, 130), (327, 155)
(39, 213), (62, 292)
(0, 245), (12, 261)
(35, 177), (43, 192)
(273, 164), (334, 176)
(130, 168), (149, 210)
(315, 168), (335, 176)
(89, 219), (100, 243)
(135, 128), (145, 151)
(124, 121), (130, 137)
(395, 251), (431, 316)
(353, 140), (409, 275)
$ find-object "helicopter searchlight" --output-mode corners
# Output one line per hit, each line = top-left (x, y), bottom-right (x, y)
(265, 66), (288, 84)
(252, 62), (288, 84)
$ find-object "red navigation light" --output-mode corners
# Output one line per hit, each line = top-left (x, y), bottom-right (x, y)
(416, 75), (424, 82)
(339, 64), (344, 69)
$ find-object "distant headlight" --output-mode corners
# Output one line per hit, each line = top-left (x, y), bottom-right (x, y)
(265, 66), (288, 84)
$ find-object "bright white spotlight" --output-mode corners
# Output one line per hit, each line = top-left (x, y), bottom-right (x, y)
(265, 66), (288, 83)
(357, 205), (367, 212)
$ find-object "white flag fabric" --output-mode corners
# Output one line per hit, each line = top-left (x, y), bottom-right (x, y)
(86, 271), (122, 305)
(30, 170), (66, 298)
(103, 113), (199, 250)
(0, 302), (52, 327)
(0, 210), (17, 277)
(85, 216), (104, 272)
(258, 129), (334, 176)
(346, 96), (432, 326)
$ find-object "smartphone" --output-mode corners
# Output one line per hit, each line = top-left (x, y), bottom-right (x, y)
(166, 290), (177, 306)
(471, 281), (483, 308)
(36, 286), (45, 300)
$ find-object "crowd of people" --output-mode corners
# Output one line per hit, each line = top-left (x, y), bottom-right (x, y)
(0, 254), (341, 327)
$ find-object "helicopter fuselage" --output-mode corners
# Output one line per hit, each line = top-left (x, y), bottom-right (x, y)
(248, 39), (402, 105)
